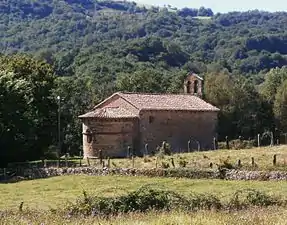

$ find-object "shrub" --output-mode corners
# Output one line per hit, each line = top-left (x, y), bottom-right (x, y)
(178, 158), (188, 168)
(161, 162), (170, 169)
(227, 189), (280, 209)
(64, 187), (283, 217)
(65, 187), (186, 216)
(143, 157), (151, 163)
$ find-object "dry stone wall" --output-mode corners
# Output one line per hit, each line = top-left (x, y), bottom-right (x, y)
(5, 168), (287, 182)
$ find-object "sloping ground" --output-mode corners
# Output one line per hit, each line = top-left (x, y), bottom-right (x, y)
(109, 145), (287, 170)
(0, 175), (287, 210)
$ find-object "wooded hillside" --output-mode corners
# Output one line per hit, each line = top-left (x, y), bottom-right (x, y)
(1, 0), (287, 164)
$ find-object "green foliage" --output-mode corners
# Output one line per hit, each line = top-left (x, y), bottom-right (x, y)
(65, 187), (283, 216)
(0, 55), (57, 166)
(2, 0), (287, 163)
(178, 157), (188, 168)
(65, 186), (222, 216)
(228, 189), (279, 209)
(274, 79), (287, 133)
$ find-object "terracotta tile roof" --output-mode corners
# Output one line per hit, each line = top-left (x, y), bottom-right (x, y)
(118, 92), (219, 111)
(79, 107), (138, 119)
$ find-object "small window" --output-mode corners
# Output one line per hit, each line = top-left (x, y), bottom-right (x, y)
(149, 116), (154, 124)
(186, 81), (191, 94)
(86, 129), (93, 143)
(194, 80), (199, 94)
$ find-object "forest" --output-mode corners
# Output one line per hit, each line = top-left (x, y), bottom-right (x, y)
(1, 0), (287, 165)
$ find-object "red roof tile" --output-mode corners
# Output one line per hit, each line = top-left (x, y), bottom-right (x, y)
(79, 107), (138, 119)
(79, 92), (219, 118)
(118, 92), (219, 111)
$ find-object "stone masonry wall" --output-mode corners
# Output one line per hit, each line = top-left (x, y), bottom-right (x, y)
(139, 110), (218, 154)
(82, 118), (139, 158)
(7, 168), (287, 182)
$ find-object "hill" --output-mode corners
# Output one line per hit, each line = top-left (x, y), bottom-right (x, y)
(1, 0), (287, 77)
(2, 0), (287, 163)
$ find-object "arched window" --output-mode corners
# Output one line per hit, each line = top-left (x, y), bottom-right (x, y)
(186, 81), (191, 94)
(194, 80), (199, 94)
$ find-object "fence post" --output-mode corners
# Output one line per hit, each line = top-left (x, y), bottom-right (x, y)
(273, 154), (277, 166)
(257, 134), (260, 147)
(225, 136), (229, 149)
(145, 144), (149, 156)
(270, 132), (274, 146)
(155, 157), (158, 168)
(107, 158), (110, 168)
(251, 157), (255, 167)
(171, 158), (175, 168)
(127, 146), (131, 159)
(238, 159), (242, 168)
(65, 153), (68, 167)
(44, 159), (47, 168)
(188, 140), (191, 153)
(3, 168), (6, 181)
(132, 156), (135, 168)
(213, 137), (217, 150)
(99, 150), (103, 165)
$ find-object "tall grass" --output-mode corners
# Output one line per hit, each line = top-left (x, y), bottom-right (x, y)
(1, 207), (287, 225)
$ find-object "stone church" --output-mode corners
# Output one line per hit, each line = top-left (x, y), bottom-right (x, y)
(79, 73), (219, 158)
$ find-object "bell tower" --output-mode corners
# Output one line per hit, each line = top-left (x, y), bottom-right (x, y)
(184, 72), (203, 98)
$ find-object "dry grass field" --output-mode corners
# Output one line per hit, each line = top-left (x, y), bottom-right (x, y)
(87, 145), (287, 170)
(1, 207), (287, 225)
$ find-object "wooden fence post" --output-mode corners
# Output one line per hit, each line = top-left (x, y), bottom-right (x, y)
(171, 158), (175, 168)
(273, 154), (277, 166)
(257, 134), (260, 147)
(107, 158), (110, 168)
(99, 150), (103, 165)
(155, 157), (158, 168)
(225, 136), (229, 149)
(270, 132), (274, 146)
(79, 151), (82, 167)
(145, 144), (149, 156)
(238, 159), (242, 168)
(65, 153), (68, 167)
(251, 157), (255, 167)
(127, 146), (131, 159)
(213, 137), (217, 150)
(3, 168), (6, 181)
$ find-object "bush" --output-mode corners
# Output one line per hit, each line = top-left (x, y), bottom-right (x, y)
(64, 187), (283, 217)
(178, 158), (188, 168)
(218, 139), (255, 150)
(161, 162), (170, 169)
(65, 187), (186, 216)
(227, 189), (280, 209)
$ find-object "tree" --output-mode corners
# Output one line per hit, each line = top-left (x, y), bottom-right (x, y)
(0, 55), (57, 166)
(259, 67), (287, 104)
(274, 80), (287, 132)
(116, 69), (168, 93)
